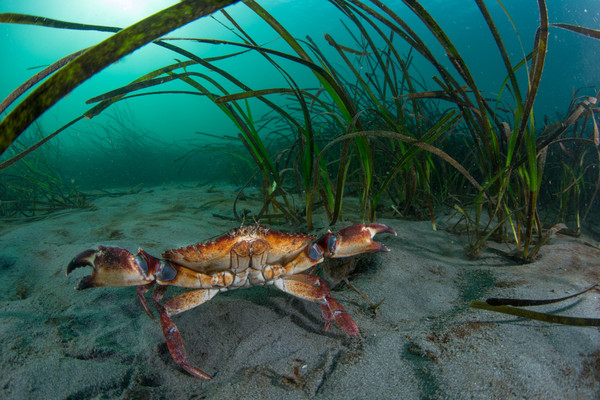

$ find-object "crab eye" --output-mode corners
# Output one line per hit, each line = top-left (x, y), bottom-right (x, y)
(307, 243), (323, 261)
(327, 235), (338, 255)
(156, 261), (177, 282)
(134, 255), (149, 276)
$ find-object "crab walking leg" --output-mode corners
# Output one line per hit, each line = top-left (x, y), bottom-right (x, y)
(137, 282), (156, 320)
(274, 274), (359, 336)
(152, 287), (219, 380)
(162, 288), (220, 316)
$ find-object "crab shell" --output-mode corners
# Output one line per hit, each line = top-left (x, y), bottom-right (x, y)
(162, 224), (316, 275)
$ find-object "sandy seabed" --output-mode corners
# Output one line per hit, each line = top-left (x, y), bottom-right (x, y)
(1, 183), (599, 399)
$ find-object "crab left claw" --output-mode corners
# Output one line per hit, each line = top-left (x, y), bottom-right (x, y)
(66, 246), (156, 289)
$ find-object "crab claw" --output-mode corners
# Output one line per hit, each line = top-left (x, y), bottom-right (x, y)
(66, 246), (156, 290)
(319, 223), (396, 258)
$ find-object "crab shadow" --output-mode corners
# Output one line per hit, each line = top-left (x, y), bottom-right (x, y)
(150, 284), (354, 382)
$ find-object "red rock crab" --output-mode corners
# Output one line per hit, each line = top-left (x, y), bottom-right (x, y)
(66, 223), (396, 379)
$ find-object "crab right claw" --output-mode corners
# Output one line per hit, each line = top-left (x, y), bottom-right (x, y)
(66, 246), (157, 290)
(319, 223), (397, 258)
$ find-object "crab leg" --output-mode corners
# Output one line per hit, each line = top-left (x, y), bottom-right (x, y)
(274, 274), (359, 336)
(161, 288), (220, 317)
(154, 301), (212, 380)
(153, 286), (219, 380)
(137, 283), (156, 320)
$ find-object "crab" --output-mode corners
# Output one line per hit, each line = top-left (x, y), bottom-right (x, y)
(66, 223), (396, 379)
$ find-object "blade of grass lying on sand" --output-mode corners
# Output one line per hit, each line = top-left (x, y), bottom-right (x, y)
(471, 300), (600, 326)
(471, 281), (600, 326)
(485, 283), (597, 307)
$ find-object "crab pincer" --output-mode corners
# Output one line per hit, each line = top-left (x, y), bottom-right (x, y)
(318, 223), (397, 258)
(66, 246), (156, 289)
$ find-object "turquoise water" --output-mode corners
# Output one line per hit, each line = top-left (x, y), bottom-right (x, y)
(0, 0), (599, 194)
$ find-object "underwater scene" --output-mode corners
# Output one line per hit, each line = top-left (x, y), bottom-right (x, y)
(1, 0), (600, 398)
